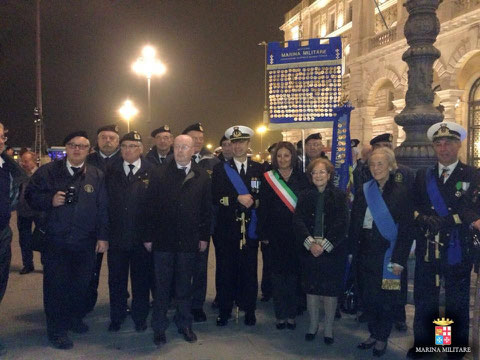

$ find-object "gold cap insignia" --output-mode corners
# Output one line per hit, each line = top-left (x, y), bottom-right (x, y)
(388, 134), (393, 142)
(198, 123), (204, 132)
(114, 125), (119, 133)
(232, 127), (242, 138)
(134, 132), (141, 140)
(433, 318), (454, 326)
(164, 125), (169, 131)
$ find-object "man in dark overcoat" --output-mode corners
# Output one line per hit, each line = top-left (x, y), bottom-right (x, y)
(145, 125), (173, 166)
(407, 122), (480, 359)
(106, 131), (154, 332)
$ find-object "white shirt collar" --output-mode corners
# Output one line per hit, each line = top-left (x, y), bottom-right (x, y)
(66, 160), (84, 176)
(438, 160), (459, 176)
(176, 161), (191, 174)
(233, 158), (248, 174)
(0, 156), (4, 168)
(123, 158), (141, 176)
(99, 148), (119, 159)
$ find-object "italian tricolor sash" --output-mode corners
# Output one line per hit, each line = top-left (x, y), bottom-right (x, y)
(264, 170), (298, 213)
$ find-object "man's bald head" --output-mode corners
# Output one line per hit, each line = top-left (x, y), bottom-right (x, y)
(174, 135), (195, 166)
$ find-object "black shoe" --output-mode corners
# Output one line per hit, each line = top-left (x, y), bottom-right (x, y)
(108, 321), (121, 332)
(216, 314), (229, 326)
(70, 320), (89, 334)
(407, 346), (425, 359)
(191, 308), (207, 322)
(19, 266), (34, 275)
(395, 321), (407, 331)
(286, 322), (296, 330)
(260, 295), (271, 302)
(357, 340), (376, 350)
(276, 322), (286, 330)
(178, 327), (197, 343)
(335, 308), (342, 319)
(49, 334), (73, 350)
(372, 342), (387, 357)
(324, 336), (334, 345)
(135, 322), (147, 332)
(153, 332), (166, 346)
(244, 311), (256, 326)
(305, 331), (317, 341)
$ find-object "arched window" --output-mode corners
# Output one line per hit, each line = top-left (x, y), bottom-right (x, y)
(467, 78), (480, 167)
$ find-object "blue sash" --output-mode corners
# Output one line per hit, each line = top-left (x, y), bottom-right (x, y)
(363, 179), (400, 290)
(223, 162), (258, 239)
(425, 168), (461, 265)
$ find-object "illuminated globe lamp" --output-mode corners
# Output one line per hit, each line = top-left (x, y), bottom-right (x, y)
(118, 99), (139, 133)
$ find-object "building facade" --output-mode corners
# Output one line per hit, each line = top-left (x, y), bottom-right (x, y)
(280, 0), (480, 165)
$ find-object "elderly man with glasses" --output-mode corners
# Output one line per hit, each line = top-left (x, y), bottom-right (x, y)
(26, 131), (108, 350)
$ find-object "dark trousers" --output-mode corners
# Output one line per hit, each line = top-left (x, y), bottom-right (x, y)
(272, 272), (297, 320)
(212, 234), (220, 300)
(84, 252), (103, 315)
(43, 244), (95, 335)
(393, 266), (408, 322)
(217, 243), (258, 315)
(108, 246), (152, 325)
(0, 226), (12, 304)
(17, 215), (36, 268)
(365, 290), (395, 342)
(413, 259), (471, 348)
(151, 251), (195, 333)
(191, 242), (209, 310)
(260, 242), (273, 298)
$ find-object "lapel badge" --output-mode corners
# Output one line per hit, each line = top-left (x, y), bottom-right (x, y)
(84, 184), (94, 193)
(455, 191), (462, 198)
(395, 172), (403, 183)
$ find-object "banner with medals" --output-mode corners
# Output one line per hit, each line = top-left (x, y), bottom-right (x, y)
(331, 104), (354, 196)
(266, 37), (342, 130)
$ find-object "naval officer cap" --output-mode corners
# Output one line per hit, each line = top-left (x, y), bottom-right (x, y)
(97, 124), (119, 135)
(151, 125), (171, 138)
(182, 122), (204, 134)
(63, 130), (89, 146)
(305, 133), (322, 143)
(225, 126), (254, 142)
(120, 131), (142, 144)
(370, 133), (393, 146)
(427, 121), (466, 142)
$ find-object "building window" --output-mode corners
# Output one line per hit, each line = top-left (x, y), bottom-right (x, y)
(346, 1), (353, 23)
(291, 25), (299, 40)
(328, 8), (336, 33)
(313, 19), (320, 37)
(468, 78), (480, 167)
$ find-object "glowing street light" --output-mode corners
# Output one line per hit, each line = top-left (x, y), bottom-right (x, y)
(119, 99), (138, 133)
(206, 143), (213, 150)
(256, 125), (267, 155)
(132, 45), (166, 124)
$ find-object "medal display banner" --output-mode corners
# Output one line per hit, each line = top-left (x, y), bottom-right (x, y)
(267, 37), (342, 129)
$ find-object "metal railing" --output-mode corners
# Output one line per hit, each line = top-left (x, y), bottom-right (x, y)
(370, 26), (397, 50)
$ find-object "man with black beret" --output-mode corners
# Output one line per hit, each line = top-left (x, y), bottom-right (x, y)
(84, 124), (122, 315)
(182, 122), (219, 322)
(217, 135), (233, 163)
(146, 125), (173, 166)
(105, 131), (154, 333)
(26, 131), (108, 350)
(299, 133), (328, 171)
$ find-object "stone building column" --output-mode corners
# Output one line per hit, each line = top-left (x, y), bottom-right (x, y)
(355, 106), (378, 144)
(435, 89), (464, 122)
(350, 0), (375, 58)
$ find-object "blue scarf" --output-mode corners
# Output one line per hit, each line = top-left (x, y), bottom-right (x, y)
(363, 179), (400, 290)
(425, 168), (461, 265)
(223, 162), (258, 239)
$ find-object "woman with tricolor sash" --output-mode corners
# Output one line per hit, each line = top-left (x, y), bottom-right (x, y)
(258, 142), (308, 330)
(349, 147), (413, 357)
(293, 158), (349, 345)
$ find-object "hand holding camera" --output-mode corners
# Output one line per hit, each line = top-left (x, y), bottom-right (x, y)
(52, 186), (77, 207)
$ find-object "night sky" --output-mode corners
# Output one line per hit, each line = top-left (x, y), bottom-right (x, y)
(0, 0), (299, 151)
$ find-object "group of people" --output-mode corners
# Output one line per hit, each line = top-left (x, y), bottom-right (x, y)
(0, 118), (478, 360)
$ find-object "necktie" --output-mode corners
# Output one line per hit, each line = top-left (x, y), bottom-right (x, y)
(181, 166), (188, 174)
(192, 154), (199, 163)
(159, 157), (165, 164)
(128, 164), (135, 182)
(71, 167), (80, 176)
(240, 163), (246, 178)
(441, 167), (449, 183)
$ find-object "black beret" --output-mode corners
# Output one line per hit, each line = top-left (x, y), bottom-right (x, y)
(296, 140), (303, 149)
(182, 122), (204, 134)
(219, 135), (228, 146)
(267, 143), (277, 153)
(97, 124), (119, 135)
(305, 133), (322, 143)
(151, 125), (171, 138)
(120, 131), (142, 144)
(63, 131), (89, 146)
(351, 139), (360, 148)
(370, 133), (393, 146)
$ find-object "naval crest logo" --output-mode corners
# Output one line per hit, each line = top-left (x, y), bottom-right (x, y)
(433, 318), (453, 346)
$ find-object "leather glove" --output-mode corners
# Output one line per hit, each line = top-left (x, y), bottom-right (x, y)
(416, 214), (445, 235)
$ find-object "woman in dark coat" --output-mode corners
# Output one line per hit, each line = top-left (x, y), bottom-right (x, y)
(293, 158), (349, 345)
(258, 142), (308, 330)
(350, 147), (413, 357)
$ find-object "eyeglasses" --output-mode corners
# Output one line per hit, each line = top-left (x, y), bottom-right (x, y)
(0, 136), (7, 142)
(174, 144), (192, 151)
(311, 170), (328, 176)
(66, 143), (89, 150)
(121, 144), (141, 150)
